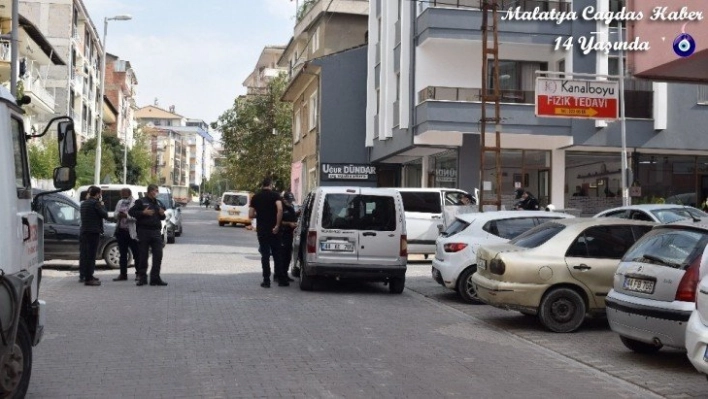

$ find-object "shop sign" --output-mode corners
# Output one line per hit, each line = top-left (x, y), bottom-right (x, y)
(536, 77), (618, 120)
(321, 163), (377, 181)
(436, 168), (457, 183)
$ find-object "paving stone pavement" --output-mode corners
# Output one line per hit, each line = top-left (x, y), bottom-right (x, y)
(27, 208), (674, 398)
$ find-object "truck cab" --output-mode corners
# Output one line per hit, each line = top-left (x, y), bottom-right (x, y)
(0, 85), (76, 397)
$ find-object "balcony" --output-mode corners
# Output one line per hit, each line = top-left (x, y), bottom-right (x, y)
(295, 0), (368, 37)
(22, 74), (56, 114)
(416, 0), (572, 45)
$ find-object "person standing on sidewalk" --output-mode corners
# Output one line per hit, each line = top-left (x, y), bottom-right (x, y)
(79, 185), (109, 286)
(279, 191), (298, 283)
(249, 178), (284, 288)
(129, 184), (167, 287)
(113, 187), (140, 282)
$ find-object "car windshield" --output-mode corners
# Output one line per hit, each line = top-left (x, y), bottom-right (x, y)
(651, 208), (708, 223)
(441, 218), (471, 237)
(508, 222), (565, 248)
(623, 228), (708, 269)
(157, 193), (173, 209)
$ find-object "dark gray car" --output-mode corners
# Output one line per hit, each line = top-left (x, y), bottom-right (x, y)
(32, 190), (125, 269)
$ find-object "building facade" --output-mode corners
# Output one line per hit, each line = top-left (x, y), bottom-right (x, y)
(278, 0), (369, 200)
(104, 53), (138, 148)
(368, 0), (708, 214)
(20, 0), (104, 145)
(242, 45), (286, 96)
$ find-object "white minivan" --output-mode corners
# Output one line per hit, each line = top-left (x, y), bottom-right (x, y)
(395, 188), (478, 256)
(291, 187), (408, 293)
(218, 191), (252, 227)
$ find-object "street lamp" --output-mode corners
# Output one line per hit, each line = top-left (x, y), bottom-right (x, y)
(94, 14), (132, 185)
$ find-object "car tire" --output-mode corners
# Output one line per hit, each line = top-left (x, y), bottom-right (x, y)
(299, 259), (314, 291)
(0, 320), (32, 398)
(175, 224), (182, 237)
(538, 287), (586, 333)
(219, 222), (225, 227)
(389, 276), (405, 294)
(456, 266), (481, 304)
(103, 242), (124, 269)
(291, 251), (301, 278)
(619, 335), (662, 353)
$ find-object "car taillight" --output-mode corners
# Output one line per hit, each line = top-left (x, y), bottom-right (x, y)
(443, 243), (468, 253)
(307, 231), (317, 254)
(676, 257), (701, 302)
(400, 235), (407, 257)
(490, 258), (506, 275)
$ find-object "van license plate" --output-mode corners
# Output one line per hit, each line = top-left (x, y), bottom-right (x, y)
(478, 259), (486, 270)
(228, 210), (240, 215)
(623, 277), (655, 294)
(321, 242), (353, 252)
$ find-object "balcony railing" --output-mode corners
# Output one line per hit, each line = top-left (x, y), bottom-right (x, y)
(419, 0), (571, 13)
(22, 75), (56, 110)
(419, 82), (654, 118)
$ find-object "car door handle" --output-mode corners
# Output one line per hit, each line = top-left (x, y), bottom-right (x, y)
(431, 215), (442, 219)
(362, 232), (377, 237)
(573, 264), (592, 271)
(47, 227), (57, 235)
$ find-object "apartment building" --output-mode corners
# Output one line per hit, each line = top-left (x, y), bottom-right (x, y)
(104, 53), (138, 148)
(0, 3), (66, 132)
(278, 0), (369, 199)
(242, 45), (286, 96)
(172, 119), (215, 188)
(368, 0), (708, 214)
(142, 126), (189, 187)
(20, 0), (104, 145)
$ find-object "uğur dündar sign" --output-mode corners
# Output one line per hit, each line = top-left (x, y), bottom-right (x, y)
(535, 77), (619, 120)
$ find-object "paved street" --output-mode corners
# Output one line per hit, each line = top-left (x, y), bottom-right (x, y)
(29, 206), (706, 398)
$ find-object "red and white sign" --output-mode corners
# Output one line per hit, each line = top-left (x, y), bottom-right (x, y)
(535, 78), (619, 120)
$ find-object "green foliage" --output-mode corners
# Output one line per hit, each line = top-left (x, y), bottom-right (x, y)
(28, 136), (59, 179)
(297, 0), (318, 21)
(127, 131), (154, 185)
(214, 74), (292, 193)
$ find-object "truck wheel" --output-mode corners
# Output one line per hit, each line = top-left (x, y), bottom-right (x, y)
(389, 276), (405, 294)
(0, 320), (32, 398)
(103, 242), (125, 269)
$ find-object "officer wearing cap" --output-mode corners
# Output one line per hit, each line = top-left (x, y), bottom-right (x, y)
(515, 188), (540, 210)
(279, 191), (298, 283)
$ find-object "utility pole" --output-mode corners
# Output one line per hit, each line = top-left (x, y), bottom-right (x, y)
(479, 0), (503, 211)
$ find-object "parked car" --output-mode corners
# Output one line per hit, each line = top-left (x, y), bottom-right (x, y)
(33, 190), (124, 269)
(605, 220), (708, 353)
(291, 187), (407, 293)
(218, 191), (252, 227)
(432, 210), (574, 303)
(472, 218), (655, 332)
(594, 204), (707, 223)
(395, 188), (478, 256)
(686, 274), (708, 376)
(158, 188), (183, 243)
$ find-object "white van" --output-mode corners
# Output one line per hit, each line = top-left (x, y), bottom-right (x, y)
(218, 191), (252, 226)
(291, 187), (407, 293)
(395, 188), (478, 256)
(75, 184), (168, 246)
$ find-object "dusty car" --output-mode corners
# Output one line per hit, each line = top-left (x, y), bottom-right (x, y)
(594, 204), (707, 223)
(33, 190), (124, 269)
(606, 220), (708, 353)
(472, 218), (655, 332)
(432, 211), (574, 303)
(686, 273), (708, 376)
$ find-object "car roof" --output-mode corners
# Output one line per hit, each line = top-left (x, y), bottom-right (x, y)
(455, 210), (574, 223)
(655, 218), (708, 232)
(541, 217), (655, 228)
(596, 204), (696, 214)
(315, 186), (400, 196)
(32, 189), (78, 205)
(394, 188), (466, 193)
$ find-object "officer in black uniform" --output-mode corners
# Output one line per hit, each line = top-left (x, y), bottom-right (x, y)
(129, 184), (167, 286)
(279, 191), (298, 283)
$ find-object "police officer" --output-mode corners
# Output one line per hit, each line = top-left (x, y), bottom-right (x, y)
(129, 184), (167, 286)
(279, 191), (298, 283)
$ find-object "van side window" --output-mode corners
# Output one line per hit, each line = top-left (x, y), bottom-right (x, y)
(400, 192), (441, 213)
(359, 195), (396, 231)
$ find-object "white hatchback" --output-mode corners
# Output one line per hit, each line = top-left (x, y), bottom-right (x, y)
(686, 274), (708, 376)
(432, 210), (574, 303)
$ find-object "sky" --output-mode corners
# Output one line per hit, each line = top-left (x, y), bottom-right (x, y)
(82, 0), (297, 128)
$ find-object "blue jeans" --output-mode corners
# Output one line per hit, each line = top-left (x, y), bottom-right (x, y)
(257, 232), (282, 281)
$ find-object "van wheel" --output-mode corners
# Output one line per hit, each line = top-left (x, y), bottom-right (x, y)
(218, 222), (225, 227)
(0, 320), (32, 398)
(538, 287), (586, 333)
(299, 260), (314, 291)
(103, 242), (124, 269)
(389, 276), (405, 294)
(456, 266), (481, 304)
(291, 254), (301, 278)
(619, 335), (662, 353)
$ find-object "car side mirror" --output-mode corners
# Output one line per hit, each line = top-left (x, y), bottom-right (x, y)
(57, 121), (77, 168)
(52, 167), (75, 191)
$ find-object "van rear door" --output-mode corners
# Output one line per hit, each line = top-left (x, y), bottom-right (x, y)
(357, 189), (401, 266)
(316, 190), (360, 265)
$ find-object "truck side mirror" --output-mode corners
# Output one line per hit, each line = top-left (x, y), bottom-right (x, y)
(53, 167), (76, 191)
(57, 121), (77, 168)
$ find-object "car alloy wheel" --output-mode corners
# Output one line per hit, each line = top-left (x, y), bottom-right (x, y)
(103, 242), (125, 269)
(456, 266), (481, 304)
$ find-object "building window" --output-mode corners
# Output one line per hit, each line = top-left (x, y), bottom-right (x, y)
(308, 91), (318, 131)
(557, 59), (565, 73)
(293, 109), (301, 142)
(609, 56), (653, 119)
(311, 27), (320, 53)
(488, 60), (547, 103)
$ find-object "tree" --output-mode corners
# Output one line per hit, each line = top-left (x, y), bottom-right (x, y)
(28, 136), (59, 179)
(214, 74), (292, 192)
(127, 130), (155, 184)
(76, 137), (119, 184)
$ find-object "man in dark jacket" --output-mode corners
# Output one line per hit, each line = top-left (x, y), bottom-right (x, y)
(514, 188), (540, 210)
(249, 178), (284, 288)
(279, 191), (298, 283)
(129, 184), (167, 286)
(80, 185), (109, 286)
